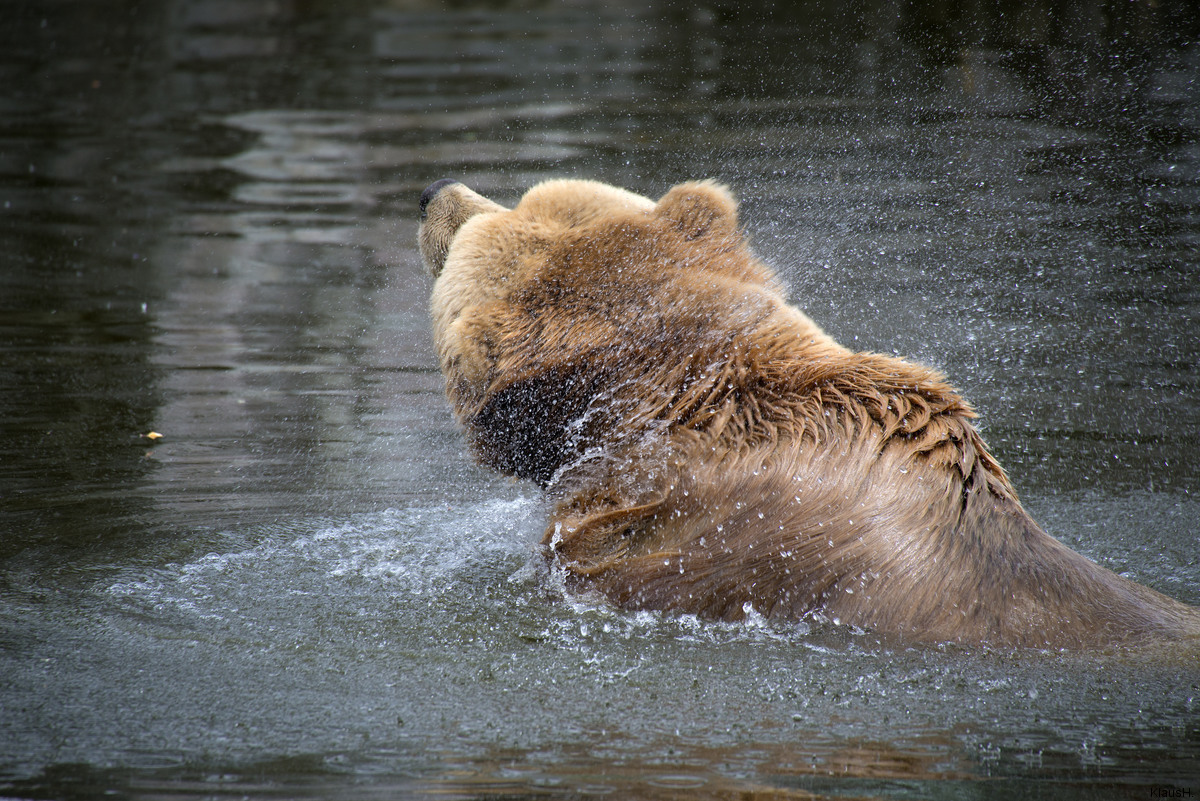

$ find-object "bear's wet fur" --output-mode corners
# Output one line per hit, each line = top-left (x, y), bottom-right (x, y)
(419, 178), (1200, 650)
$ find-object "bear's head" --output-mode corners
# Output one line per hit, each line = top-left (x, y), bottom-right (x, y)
(418, 178), (787, 485)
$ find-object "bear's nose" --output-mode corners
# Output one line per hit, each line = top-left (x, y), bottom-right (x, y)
(419, 179), (459, 221)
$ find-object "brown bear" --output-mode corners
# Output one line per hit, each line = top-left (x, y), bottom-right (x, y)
(418, 177), (1200, 650)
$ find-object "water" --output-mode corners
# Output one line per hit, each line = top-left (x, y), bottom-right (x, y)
(2, 1), (1199, 798)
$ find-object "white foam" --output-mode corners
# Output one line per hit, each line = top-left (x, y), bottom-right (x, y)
(104, 497), (545, 618)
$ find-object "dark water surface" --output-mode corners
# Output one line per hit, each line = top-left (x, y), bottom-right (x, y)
(3, 2), (1199, 799)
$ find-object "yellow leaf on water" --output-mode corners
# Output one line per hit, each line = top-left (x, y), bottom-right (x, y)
(143, 431), (163, 441)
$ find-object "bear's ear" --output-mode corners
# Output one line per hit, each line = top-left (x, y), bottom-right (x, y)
(655, 180), (740, 241)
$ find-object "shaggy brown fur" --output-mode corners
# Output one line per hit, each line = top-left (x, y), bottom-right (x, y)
(419, 178), (1200, 650)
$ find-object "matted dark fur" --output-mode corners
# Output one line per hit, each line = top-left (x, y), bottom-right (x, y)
(419, 178), (1200, 650)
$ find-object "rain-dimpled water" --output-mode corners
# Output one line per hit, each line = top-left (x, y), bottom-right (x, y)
(2, 2), (1198, 799)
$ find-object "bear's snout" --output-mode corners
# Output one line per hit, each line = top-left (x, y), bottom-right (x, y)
(418, 179), (509, 278)
(419, 179), (459, 222)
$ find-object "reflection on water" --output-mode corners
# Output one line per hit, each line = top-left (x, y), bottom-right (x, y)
(1, 0), (1199, 799)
